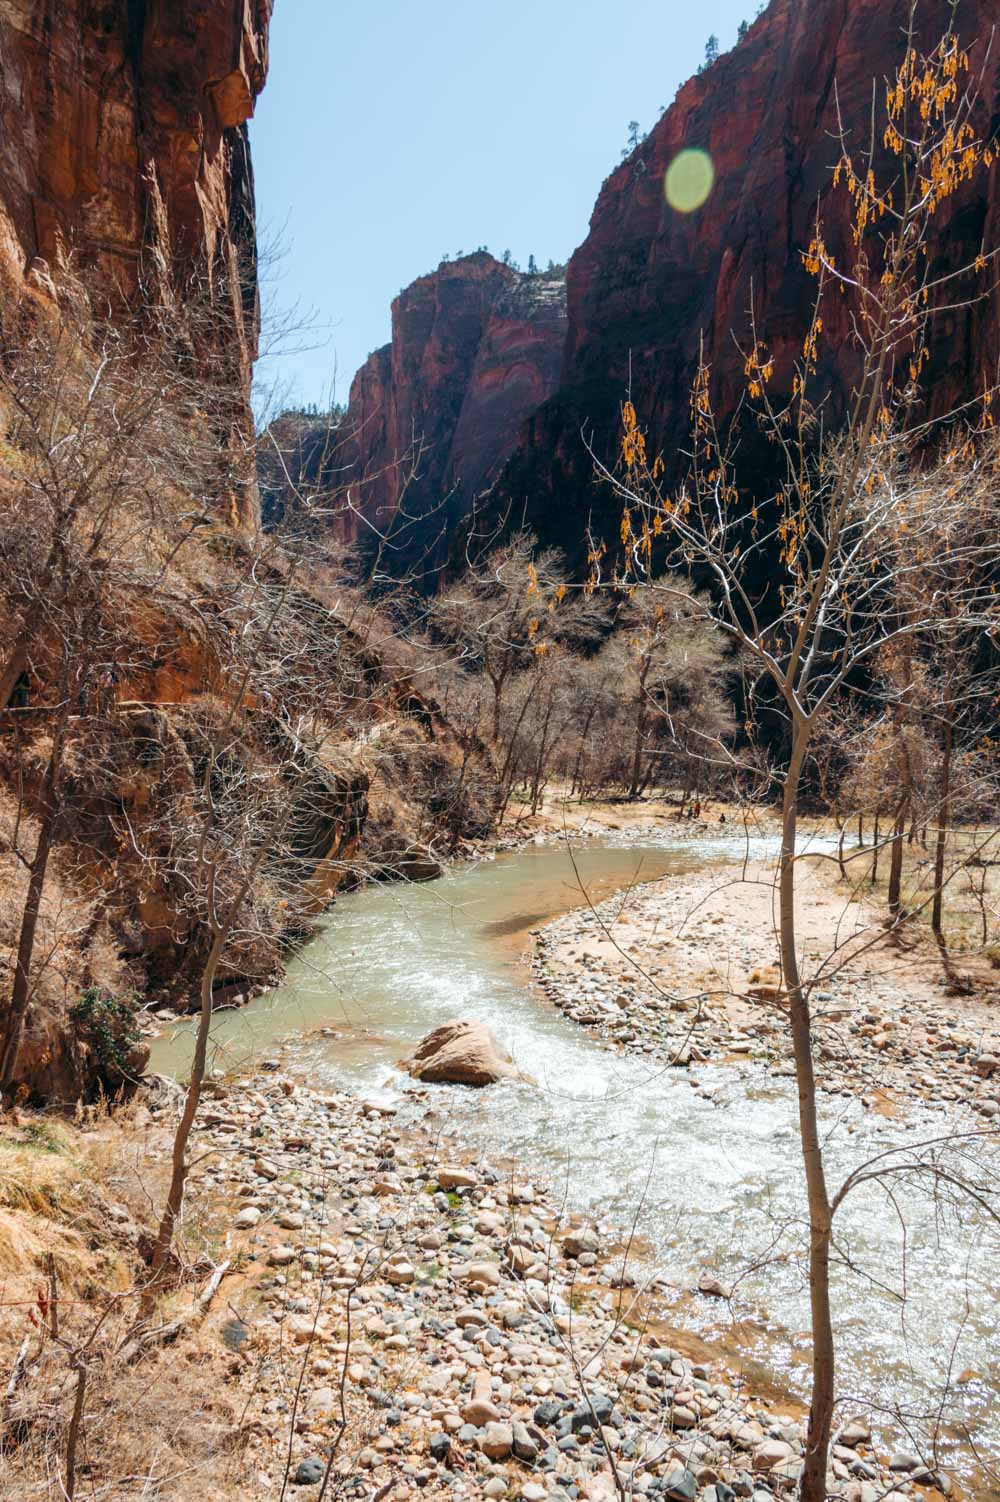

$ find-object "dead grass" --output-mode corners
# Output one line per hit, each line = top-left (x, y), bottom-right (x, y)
(0, 1108), (272, 1501)
(840, 826), (1000, 957)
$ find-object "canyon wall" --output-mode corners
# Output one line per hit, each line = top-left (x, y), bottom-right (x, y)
(266, 253), (568, 581)
(494, 0), (1000, 565)
(0, 0), (272, 521)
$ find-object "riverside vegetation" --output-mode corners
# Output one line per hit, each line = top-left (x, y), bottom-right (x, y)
(1, 7), (1000, 1502)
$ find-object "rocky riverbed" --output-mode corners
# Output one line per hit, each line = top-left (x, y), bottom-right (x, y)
(168, 1072), (941, 1502)
(529, 856), (1000, 1120)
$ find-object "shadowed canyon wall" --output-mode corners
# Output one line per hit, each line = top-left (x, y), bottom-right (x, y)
(263, 253), (568, 583)
(0, 0), (272, 521)
(283, 0), (999, 578)
(493, 0), (1000, 565)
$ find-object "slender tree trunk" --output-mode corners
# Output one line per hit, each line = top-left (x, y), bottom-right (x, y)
(931, 718), (953, 939)
(837, 819), (847, 880)
(530, 710), (553, 815)
(490, 676), (503, 744)
(571, 703), (599, 799)
(887, 669), (914, 922)
(0, 713), (67, 1092)
(887, 794), (908, 922)
(142, 928), (225, 1313)
(64, 1356), (88, 1500)
(449, 747), (472, 854)
(871, 813), (880, 884)
(628, 708), (646, 799)
(779, 723), (835, 1502)
(857, 814), (863, 847)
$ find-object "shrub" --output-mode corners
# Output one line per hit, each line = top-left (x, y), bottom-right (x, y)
(69, 986), (142, 1090)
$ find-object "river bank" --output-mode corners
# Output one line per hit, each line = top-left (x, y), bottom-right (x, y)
(149, 1067), (933, 1502)
(6, 809), (995, 1500)
(528, 841), (1000, 1117)
(145, 811), (997, 1499)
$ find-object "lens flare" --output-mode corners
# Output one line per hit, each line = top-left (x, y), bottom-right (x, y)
(664, 149), (715, 213)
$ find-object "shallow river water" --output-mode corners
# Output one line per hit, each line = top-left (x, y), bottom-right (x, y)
(151, 835), (1000, 1491)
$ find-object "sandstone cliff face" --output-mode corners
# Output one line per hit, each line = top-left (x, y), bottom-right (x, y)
(0, 0), (271, 520)
(321, 253), (568, 579)
(492, 0), (1000, 564)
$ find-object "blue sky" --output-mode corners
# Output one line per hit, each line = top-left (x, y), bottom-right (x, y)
(251, 0), (755, 410)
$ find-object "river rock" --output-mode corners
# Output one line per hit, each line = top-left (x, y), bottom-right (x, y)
(291, 1459), (325, 1485)
(839, 1420), (871, 1447)
(401, 1019), (530, 1087)
(397, 844), (444, 882)
(662, 1469), (698, 1502)
(437, 1166), (478, 1190)
(267, 1245), (297, 1267)
(562, 1227), (599, 1257)
(463, 1260), (502, 1287)
(511, 1418), (540, 1461)
(753, 1439), (794, 1471)
(481, 1421), (514, 1459)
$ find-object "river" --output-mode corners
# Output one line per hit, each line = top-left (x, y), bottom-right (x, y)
(150, 833), (1000, 1492)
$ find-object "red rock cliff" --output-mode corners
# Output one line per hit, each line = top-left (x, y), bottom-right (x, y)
(0, 0), (272, 520)
(494, 0), (1000, 565)
(333, 253), (568, 580)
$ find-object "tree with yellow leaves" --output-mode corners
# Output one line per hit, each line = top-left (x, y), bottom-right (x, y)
(592, 11), (1000, 1499)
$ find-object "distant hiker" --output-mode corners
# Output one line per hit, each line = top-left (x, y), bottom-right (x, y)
(719, 812), (727, 824)
(693, 800), (702, 820)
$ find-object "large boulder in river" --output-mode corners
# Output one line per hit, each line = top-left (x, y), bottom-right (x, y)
(402, 1019), (529, 1087)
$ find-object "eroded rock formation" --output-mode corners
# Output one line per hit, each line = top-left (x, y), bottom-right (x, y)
(495, 0), (1000, 564)
(264, 254), (568, 580)
(0, 0), (271, 522)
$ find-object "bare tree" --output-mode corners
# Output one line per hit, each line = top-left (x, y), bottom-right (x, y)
(0, 280), (228, 1095)
(431, 530), (606, 744)
(593, 19), (1000, 1499)
(594, 577), (733, 800)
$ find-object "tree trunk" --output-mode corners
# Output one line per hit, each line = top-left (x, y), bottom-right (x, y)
(0, 714), (67, 1092)
(871, 813), (880, 884)
(931, 718), (953, 938)
(887, 795), (908, 922)
(628, 706), (646, 800)
(142, 928), (224, 1313)
(571, 703), (599, 799)
(490, 676), (503, 744)
(779, 724), (835, 1502)
(857, 814), (863, 847)
(448, 748), (471, 854)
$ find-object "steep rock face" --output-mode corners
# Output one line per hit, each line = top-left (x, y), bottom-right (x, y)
(0, 0), (271, 521)
(495, 0), (1000, 564)
(336, 253), (567, 577)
